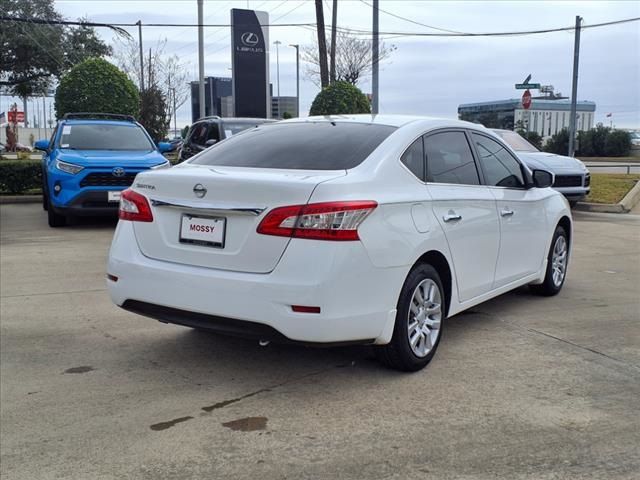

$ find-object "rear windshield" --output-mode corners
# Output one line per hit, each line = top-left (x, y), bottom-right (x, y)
(190, 122), (397, 170)
(493, 130), (539, 152)
(58, 123), (155, 151)
(221, 120), (272, 137)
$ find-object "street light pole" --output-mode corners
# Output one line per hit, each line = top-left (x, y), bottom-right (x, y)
(568, 15), (582, 158)
(372, 0), (379, 114)
(197, 0), (205, 120)
(274, 40), (282, 98)
(137, 20), (144, 91)
(289, 44), (300, 117)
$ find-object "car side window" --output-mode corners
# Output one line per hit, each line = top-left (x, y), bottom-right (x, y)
(400, 137), (424, 180)
(424, 131), (480, 185)
(472, 133), (525, 188)
(206, 123), (220, 142)
(189, 123), (208, 146)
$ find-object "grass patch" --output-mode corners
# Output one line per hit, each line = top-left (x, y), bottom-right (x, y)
(586, 174), (640, 204)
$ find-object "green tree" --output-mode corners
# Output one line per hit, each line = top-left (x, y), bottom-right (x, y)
(603, 129), (631, 157)
(0, 0), (65, 100)
(181, 125), (190, 138)
(309, 81), (370, 116)
(139, 85), (169, 143)
(63, 20), (112, 70)
(55, 58), (139, 119)
(543, 128), (570, 155)
(1, 0), (113, 123)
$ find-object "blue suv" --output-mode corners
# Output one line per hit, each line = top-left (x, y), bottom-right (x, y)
(35, 113), (172, 227)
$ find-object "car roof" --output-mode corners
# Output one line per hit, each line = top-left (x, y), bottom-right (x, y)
(279, 114), (489, 131)
(62, 119), (140, 127)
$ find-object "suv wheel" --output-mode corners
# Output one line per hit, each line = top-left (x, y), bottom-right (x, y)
(376, 264), (445, 372)
(47, 206), (67, 227)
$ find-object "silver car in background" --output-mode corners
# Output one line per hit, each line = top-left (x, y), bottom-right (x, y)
(493, 129), (590, 207)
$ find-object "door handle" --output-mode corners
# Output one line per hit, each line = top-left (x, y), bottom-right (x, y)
(501, 208), (515, 217)
(443, 213), (462, 222)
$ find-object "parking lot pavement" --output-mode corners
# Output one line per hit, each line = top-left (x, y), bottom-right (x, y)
(1, 203), (639, 480)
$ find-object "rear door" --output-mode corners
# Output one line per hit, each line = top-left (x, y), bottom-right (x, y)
(470, 132), (547, 287)
(425, 130), (500, 303)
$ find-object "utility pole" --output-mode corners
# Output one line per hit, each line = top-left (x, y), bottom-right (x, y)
(330, 0), (337, 83)
(274, 40), (281, 97)
(197, 0), (206, 119)
(568, 15), (582, 158)
(171, 87), (177, 136)
(137, 20), (145, 91)
(372, 0), (379, 114)
(290, 44), (300, 117)
(315, 0), (329, 88)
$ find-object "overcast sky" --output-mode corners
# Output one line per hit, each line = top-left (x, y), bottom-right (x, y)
(11, 0), (640, 129)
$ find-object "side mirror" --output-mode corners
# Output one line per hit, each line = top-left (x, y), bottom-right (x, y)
(34, 139), (49, 151)
(157, 142), (174, 153)
(205, 139), (217, 147)
(532, 169), (554, 188)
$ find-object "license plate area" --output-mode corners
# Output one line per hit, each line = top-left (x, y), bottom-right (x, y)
(108, 191), (121, 202)
(179, 214), (226, 248)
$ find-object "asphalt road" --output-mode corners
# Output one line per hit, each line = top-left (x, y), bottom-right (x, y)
(1, 204), (639, 480)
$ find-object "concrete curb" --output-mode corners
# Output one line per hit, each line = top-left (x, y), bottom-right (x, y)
(0, 195), (42, 204)
(575, 179), (640, 214)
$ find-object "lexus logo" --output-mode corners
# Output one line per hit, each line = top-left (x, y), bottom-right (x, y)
(193, 183), (207, 199)
(112, 167), (125, 177)
(241, 32), (259, 47)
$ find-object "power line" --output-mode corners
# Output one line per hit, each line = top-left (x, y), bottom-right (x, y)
(331, 16), (640, 38)
(0, 16), (315, 28)
(359, 0), (468, 34)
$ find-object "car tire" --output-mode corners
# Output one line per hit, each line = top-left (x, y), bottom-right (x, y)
(376, 264), (445, 372)
(529, 225), (568, 296)
(47, 205), (67, 227)
(42, 174), (49, 212)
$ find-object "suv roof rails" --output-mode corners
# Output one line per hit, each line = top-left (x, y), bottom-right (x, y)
(62, 113), (137, 122)
(196, 115), (221, 121)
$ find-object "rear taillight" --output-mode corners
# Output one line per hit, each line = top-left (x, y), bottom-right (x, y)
(118, 189), (153, 222)
(257, 201), (377, 241)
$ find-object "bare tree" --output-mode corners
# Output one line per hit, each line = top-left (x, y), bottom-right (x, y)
(302, 30), (396, 87)
(112, 37), (190, 126)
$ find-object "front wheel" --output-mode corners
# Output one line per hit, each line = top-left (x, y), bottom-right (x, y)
(530, 225), (568, 296)
(47, 205), (67, 227)
(376, 264), (445, 372)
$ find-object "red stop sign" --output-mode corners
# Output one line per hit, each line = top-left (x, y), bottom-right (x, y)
(522, 89), (532, 110)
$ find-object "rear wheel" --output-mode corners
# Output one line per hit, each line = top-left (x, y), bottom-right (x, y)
(376, 264), (445, 372)
(530, 225), (568, 296)
(47, 205), (67, 227)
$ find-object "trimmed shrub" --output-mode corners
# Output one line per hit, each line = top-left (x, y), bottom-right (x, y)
(55, 58), (139, 119)
(309, 81), (371, 116)
(0, 160), (42, 194)
(603, 129), (631, 157)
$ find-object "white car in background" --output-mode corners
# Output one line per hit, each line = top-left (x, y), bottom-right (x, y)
(493, 129), (590, 207)
(107, 116), (571, 371)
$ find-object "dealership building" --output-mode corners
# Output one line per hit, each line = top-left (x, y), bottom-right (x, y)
(458, 98), (597, 138)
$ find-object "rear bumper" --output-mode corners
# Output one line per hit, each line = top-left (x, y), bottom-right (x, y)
(107, 221), (404, 344)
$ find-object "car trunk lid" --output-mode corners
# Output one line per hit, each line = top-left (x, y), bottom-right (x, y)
(130, 165), (345, 273)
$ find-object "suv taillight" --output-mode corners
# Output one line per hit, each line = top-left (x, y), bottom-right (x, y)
(257, 201), (377, 241)
(118, 189), (153, 222)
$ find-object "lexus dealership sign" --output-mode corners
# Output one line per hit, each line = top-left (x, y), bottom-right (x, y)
(231, 9), (270, 118)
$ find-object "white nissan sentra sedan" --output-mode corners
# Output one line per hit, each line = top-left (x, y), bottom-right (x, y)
(107, 115), (571, 371)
